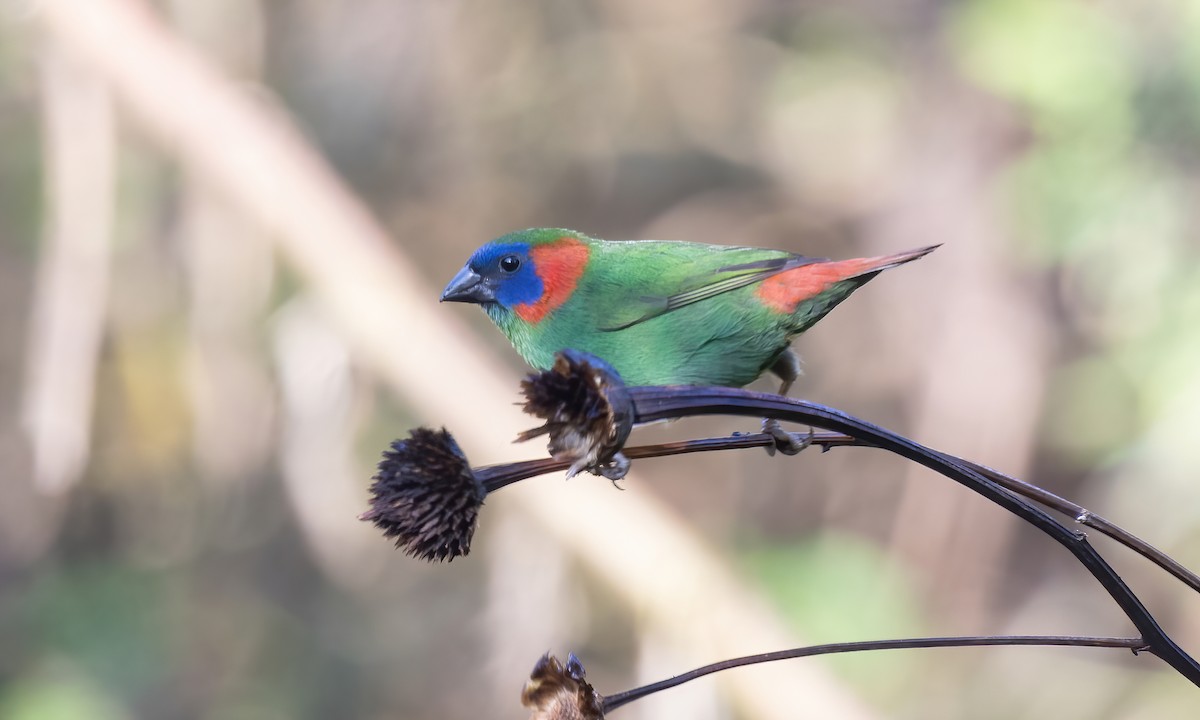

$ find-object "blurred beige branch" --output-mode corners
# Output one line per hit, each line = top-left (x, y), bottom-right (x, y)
(22, 38), (115, 494)
(172, 0), (277, 488)
(35, 0), (880, 717)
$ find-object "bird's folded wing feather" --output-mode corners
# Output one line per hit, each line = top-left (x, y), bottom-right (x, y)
(597, 246), (824, 331)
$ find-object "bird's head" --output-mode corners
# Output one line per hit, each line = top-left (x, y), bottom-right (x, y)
(441, 228), (592, 325)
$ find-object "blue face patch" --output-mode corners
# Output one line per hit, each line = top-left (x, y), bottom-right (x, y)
(469, 241), (544, 308)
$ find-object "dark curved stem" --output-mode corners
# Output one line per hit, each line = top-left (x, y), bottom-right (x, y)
(948, 459), (1200, 595)
(479, 432), (1200, 595)
(601, 635), (1146, 713)
(623, 386), (1200, 686)
(478, 434), (780, 490)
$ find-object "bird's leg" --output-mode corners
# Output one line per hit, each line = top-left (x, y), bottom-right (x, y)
(763, 349), (812, 456)
(771, 349), (801, 397)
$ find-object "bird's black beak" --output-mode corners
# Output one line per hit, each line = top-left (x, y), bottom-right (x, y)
(440, 266), (495, 304)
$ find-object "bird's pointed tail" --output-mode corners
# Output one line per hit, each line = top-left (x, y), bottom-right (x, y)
(756, 244), (939, 315)
(828, 244), (941, 280)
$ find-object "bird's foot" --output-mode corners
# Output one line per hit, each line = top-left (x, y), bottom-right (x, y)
(590, 452), (630, 488)
(763, 419), (813, 457)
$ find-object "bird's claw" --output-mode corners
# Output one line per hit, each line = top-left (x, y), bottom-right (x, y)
(763, 419), (813, 457)
(591, 452), (630, 488)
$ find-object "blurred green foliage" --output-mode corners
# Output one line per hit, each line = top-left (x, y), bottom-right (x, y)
(741, 533), (925, 704)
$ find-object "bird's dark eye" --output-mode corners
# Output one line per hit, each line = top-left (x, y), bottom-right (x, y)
(499, 255), (521, 272)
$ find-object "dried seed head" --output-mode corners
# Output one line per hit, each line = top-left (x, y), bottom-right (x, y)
(521, 653), (604, 720)
(518, 349), (634, 480)
(361, 427), (485, 562)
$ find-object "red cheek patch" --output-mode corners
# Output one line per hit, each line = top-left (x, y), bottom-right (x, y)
(755, 257), (884, 313)
(514, 238), (590, 323)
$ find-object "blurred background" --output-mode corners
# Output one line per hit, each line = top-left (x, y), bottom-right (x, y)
(2, 0), (1199, 717)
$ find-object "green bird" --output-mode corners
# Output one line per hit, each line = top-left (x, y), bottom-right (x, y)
(442, 228), (936, 452)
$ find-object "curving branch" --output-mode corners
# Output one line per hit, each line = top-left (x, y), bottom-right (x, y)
(507, 350), (1200, 686)
(622, 385), (1200, 686)
(478, 431), (1200, 594)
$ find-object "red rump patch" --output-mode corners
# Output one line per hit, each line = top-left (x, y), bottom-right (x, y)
(515, 238), (591, 323)
(755, 257), (889, 313)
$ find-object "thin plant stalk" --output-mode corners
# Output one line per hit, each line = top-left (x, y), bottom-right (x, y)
(601, 635), (1146, 713)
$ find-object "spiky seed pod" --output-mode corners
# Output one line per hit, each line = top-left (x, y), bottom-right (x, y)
(521, 653), (605, 720)
(518, 349), (634, 480)
(360, 427), (485, 562)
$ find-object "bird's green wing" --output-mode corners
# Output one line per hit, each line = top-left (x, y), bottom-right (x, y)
(592, 243), (823, 331)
